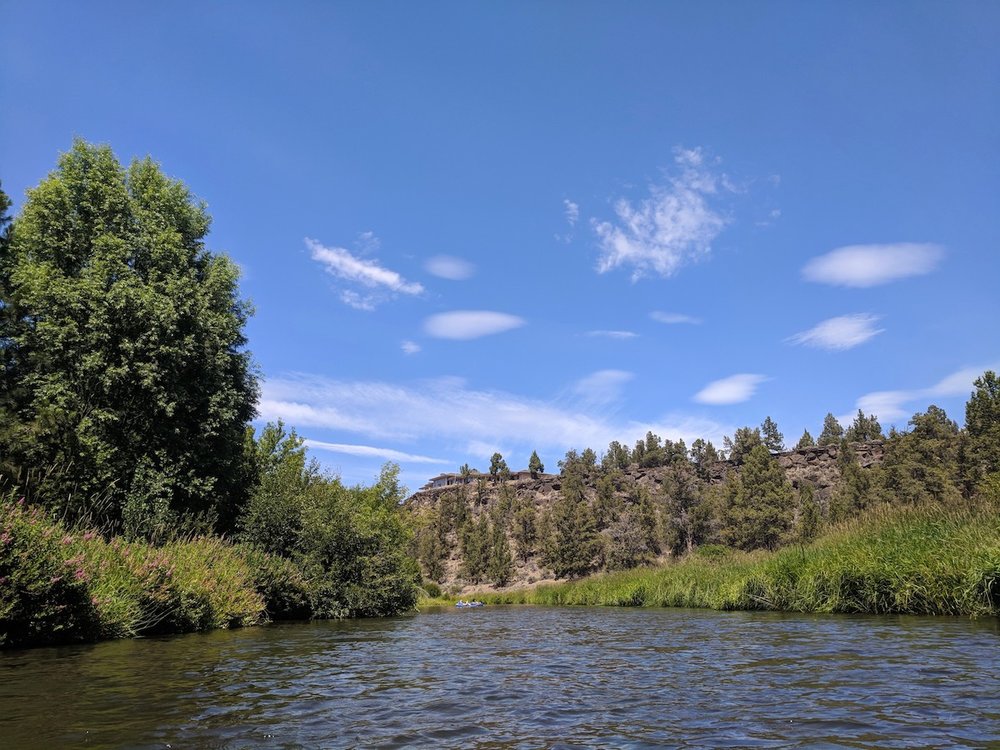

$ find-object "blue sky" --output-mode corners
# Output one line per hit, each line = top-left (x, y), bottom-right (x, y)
(2, 2), (998, 491)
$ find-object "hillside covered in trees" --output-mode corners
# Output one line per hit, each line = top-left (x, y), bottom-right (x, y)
(406, 385), (1000, 593)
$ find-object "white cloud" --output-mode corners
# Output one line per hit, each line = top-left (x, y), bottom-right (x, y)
(260, 373), (734, 462)
(788, 314), (884, 351)
(307, 237), (424, 309)
(802, 243), (944, 287)
(340, 290), (377, 311)
(650, 311), (702, 325)
(564, 199), (580, 227)
(424, 311), (525, 340)
(303, 439), (449, 465)
(571, 369), (634, 406)
(424, 255), (475, 280)
(586, 330), (639, 339)
(591, 147), (733, 280)
(850, 363), (1000, 423)
(401, 340), (421, 355)
(693, 374), (767, 405)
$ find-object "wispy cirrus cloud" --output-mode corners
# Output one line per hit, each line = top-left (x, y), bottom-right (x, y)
(401, 340), (421, 355)
(303, 439), (450, 465)
(424, 255), (475, 280)
(850, 364), (1000, 423)
(307, 237), (423, 310)
(564, 199), (580, 227)
(788, 314), (884, 351)
(557, 199), (581, 243)
(570, 369), (634, 406)
(424, 310), (525, 340)
(650, 311), (702, 325)
(586, 330), (639, 339)
(802, 243), (944, 287)
(591, 147), (735, 280)
(693, 373), (767, 405)
(260, 373), (733, 462)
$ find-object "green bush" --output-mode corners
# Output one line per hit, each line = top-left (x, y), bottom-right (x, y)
(237, 545), (311, 619)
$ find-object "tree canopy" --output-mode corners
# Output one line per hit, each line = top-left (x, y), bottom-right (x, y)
(0, 141), (257, 538)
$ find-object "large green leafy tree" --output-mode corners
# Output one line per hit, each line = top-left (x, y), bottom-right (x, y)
(0, 142), (257, 537)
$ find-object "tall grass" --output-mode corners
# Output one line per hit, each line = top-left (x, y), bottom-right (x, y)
(478, 504), (1000, 617)
(0, 497), (305, 648)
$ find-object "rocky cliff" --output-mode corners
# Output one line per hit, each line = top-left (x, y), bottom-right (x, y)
(404, 441), (885, 593)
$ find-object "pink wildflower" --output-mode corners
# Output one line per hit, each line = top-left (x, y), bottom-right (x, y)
(0, 532), (11, 545)
(49, 575), (62, 584)
(83, 531), (97, 542)
(74, 568), (87, 581)
(62, 535), (74, 545)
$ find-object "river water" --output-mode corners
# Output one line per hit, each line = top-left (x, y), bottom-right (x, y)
(2, 606), (999, 748)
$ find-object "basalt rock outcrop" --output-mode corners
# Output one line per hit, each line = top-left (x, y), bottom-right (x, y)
(404, 441), (885, 593)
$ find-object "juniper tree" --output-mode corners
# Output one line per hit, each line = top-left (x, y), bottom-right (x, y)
(795, 429), (816, 449)
(722, 443), (794, 551)
(818, 413), (845, 446)
(845, 409), (883, 442)
(966, 371), (1000, 484)
(528, 450), (544, 478)
(761, 416), (785, 452)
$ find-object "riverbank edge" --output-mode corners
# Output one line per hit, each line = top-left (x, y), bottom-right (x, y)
(422, 504), (1000, 618)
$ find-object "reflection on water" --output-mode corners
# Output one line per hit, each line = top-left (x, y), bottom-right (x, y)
(2, 607), (999, 748)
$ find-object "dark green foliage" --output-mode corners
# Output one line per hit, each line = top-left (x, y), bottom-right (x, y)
(602, 509), (651, 570)
(528, 450), (544, 478)
(795, 429), (815, 449)
(845, 409), (883, 442)
(580, 447), (598, 468)
(724, 426), (763, 464)
(237, 545), (312, 620)
(602, 440), (630, 471)
(293, 464), (419, 618)
(239, 422), (312, 557)
(829, 441), (871, 522)
(878, 405), (962, 506)
(486, 519), (514, 586)
(794, 483), (820, 546)
(966, 371), (1000, 485)
(761, 416), (785, 452)
(0, 142), (257, 538)
(489, 452), (510, 483)
(592, 472), (620, 528)
(461, 512), (491, 582)
(818, 413), (844, 446)
(511, 496), (537, 562)
(542, 487), (596, 578)
(238, 430), (419, 618)
(689, 439), (720, 480)
(661, 463), (708, 555)
(413, 507), (447, 583)
(722, 443), (794, 550)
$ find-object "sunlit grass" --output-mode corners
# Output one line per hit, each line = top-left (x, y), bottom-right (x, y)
(471, 503), (1000, 617)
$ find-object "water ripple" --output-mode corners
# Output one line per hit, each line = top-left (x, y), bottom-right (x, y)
(1, 607), (999, 748)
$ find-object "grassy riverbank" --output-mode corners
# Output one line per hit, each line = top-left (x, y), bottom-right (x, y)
(466, 504), (1000, 617)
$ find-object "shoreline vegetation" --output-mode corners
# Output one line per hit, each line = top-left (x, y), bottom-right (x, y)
(2, 143), (1000, 650)
(426, 503), (1000, 617)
